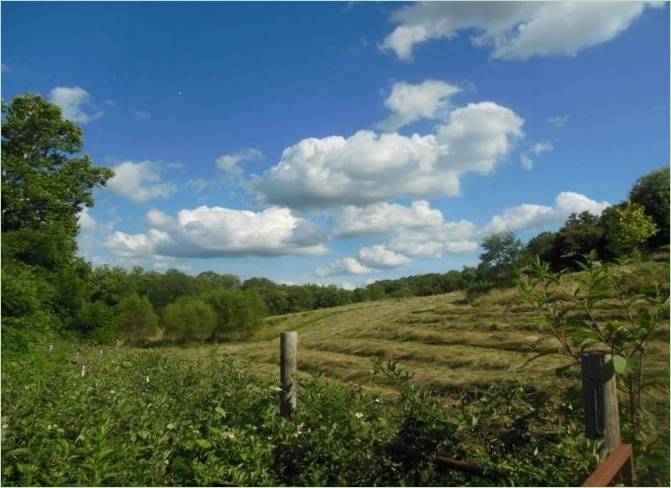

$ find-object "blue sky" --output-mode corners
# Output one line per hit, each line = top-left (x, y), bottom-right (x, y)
(2, 1), (669, 287)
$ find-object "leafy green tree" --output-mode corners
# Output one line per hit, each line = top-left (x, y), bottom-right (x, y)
(479, 232), (524, 286)
(601, 202), (658, 258)
(552, 212), (604, 269)
(440, 270), (463, 293)
(194, 271), (241, 294)
(629, 167), (669, 248)
(1, 94), (112, 337)
(367, 283), (386, 301)
(2, 94), (113, 244)
(202, 288), (267, 340)
(90, 265), (135, 306)
(163, 297), (217, 342)
(145, 268), (197, 312)
(78, 300), (115, 337)
(525, 231), (557, 265)
(116, 294), (159, 346)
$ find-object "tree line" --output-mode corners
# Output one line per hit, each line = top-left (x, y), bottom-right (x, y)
(2, 94), (668, 349)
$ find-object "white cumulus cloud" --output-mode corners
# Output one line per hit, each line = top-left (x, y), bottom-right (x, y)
(377, 79), (461, 130)
(482, 191), (610, 235)
(254, 101), (523, 208)
(106, 206), (328, 259)
(338, 200), (479, 259)
(48, 86), (103, 124)
(106, 161), (176, 204)
(216, 148), (264, 174)
(77, 207), (97, 232)
(316, 257), (373, 277)
(357, 245), (411, 269)
(521, 140), (554, 170)
(316, 244), (412, 277)
(388, 219), (479, 258)
(336, 200), (444, 237)
(381, 1), (660, 61)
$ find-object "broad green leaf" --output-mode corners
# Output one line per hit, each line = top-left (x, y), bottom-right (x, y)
(612, 355), (627, 374)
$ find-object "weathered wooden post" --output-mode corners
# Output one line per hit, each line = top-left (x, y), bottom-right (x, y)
(280, 331), (298, 417)
(80, 364), (86, 378)
(581, 352), (621, 457)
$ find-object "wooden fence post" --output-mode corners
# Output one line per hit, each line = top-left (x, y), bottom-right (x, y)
(280, 331), (298, 418)
(581, 353), (621, 457)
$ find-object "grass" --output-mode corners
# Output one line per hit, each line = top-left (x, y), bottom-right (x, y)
(171, 287), (668, 396)
(166, 268), (669, 484)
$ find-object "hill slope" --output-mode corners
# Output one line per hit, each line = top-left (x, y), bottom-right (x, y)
(173, 282), (669, 400)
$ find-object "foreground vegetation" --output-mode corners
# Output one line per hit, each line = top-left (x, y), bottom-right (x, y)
(2, 344), (602, 486)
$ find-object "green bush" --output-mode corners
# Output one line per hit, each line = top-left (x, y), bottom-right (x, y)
(116, 294), (159, 346)
(77, 300), (115, 337)
(202, 288), (267, 340)
(162, 298), (217, 342)
(0, 348), (613, 486)
(629, 167), (669, 249)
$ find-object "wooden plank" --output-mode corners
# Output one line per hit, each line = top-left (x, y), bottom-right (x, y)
(582, 443), (633, 487)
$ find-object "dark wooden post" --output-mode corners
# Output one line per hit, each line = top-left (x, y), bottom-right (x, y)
(581, 353), (621, 457)
(280, 331), (297, 417)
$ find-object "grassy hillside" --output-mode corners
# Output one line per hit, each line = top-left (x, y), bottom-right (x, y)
(171, 277), (669, 400)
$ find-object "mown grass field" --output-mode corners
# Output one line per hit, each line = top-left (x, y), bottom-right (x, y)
(170, 284), (670, 403)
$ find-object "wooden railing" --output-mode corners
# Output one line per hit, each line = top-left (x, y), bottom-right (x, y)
(582, 443), (636, 487)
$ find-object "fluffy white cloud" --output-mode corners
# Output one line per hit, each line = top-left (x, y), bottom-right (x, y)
(106, 206), (328, 259)
(381, 2), (660, 61)
(521, 140), (554, 170)
(339, 200), (479, 259)
(482, 191), (610, 235)
(316, 244), (412, 277)
(555, 191), (610, 217)
(316, 257), (372, 277)
(77, 207), (97, 232)
(357, 245), (411, 269)
(336, 200), (444, 237)
(106, 161), (176, 204)
(388, 219), (479, 258)
(216, 148), (263, 174)
(377, 80), (460, 130)
(255, 101), (523, 208)
(48, 86), (103, 124)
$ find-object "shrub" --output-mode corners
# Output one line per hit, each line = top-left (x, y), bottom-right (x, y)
(202, 288), (267, 340)
(162, 297), (216, 342)
(116, 294), (159, 346)
(629, 167), (669, 248)
(1, 349), (606, 486)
